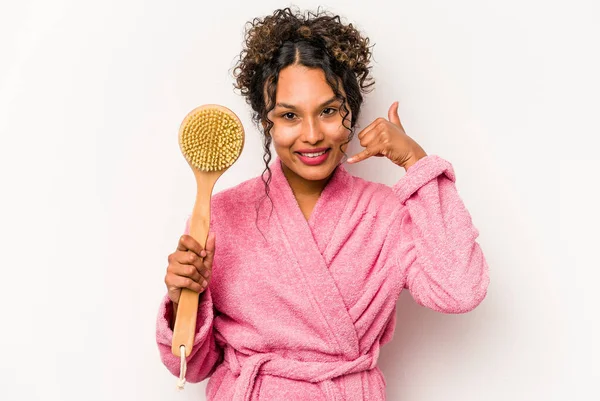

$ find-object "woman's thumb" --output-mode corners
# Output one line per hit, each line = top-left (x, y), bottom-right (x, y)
(388, 101), (401, 126)
(206, 232), (216, 252)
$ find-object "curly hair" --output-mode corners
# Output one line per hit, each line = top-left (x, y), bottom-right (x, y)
(231, 6), (375, 226)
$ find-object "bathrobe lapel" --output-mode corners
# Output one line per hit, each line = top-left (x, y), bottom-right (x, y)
(265, 157), (360, 358)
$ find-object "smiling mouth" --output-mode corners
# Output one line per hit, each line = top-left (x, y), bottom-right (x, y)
(295, 148), (331, 158)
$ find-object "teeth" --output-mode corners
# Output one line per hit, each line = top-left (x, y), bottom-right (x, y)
(301, 150), (327, 157)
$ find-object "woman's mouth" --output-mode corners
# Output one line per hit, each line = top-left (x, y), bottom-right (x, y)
(295, 148), (331, 166)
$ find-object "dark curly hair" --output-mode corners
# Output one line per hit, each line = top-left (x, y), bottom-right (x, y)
(231, 6), (375, 225)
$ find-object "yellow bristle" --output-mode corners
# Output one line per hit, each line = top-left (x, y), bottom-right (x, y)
(178, 106), (244, 172)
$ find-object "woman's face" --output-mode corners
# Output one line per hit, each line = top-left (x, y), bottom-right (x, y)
(265, 64), (352, 183)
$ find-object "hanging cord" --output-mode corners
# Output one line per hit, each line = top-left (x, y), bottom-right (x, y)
(176, 345), (187, 390)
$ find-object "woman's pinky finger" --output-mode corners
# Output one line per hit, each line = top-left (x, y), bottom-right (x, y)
(347, 147), (375, 164)
(176, 275), (204, 293)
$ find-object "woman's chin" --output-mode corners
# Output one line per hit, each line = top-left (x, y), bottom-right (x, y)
(295, 161), (339, 181)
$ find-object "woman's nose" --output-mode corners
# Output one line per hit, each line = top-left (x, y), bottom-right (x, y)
(303, 119), (325, 144)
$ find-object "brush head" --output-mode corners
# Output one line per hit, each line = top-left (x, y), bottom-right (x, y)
(178, 104), (244, 172)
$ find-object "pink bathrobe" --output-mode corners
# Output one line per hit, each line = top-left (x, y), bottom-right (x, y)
(156, 154), (489, 400)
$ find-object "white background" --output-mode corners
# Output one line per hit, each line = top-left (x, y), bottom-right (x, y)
(1, 0), (598, 400)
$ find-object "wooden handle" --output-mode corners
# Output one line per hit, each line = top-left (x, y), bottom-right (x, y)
(171, 171), (218, 357)
(172, 288), (200, 357)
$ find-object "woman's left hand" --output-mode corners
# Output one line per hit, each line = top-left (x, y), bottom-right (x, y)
(347, 101), (427, 169)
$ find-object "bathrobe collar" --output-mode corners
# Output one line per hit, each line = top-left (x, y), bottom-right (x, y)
(269, 156), (354, 256)
(266, 156), (360, 358)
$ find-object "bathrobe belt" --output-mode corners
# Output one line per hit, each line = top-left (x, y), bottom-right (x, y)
(224, 344), (379, 401)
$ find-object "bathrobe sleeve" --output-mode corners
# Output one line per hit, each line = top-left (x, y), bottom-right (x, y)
(391, 154), (490, 314)
(155, 218), (224, 383)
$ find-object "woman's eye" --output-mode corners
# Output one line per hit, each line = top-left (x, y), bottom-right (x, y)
(323, 107), (337, 116)
(282, 112), (296, 120)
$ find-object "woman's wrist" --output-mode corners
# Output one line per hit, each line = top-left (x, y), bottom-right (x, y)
(403, 148), (428, 171)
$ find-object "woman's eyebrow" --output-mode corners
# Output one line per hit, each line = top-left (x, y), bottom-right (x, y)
(275, 96), (339, 110)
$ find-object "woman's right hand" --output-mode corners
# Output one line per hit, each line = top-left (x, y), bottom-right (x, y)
(164, 232), (215, 305)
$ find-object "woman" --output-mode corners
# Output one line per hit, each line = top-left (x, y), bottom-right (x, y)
(156, 7), (489, 400)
